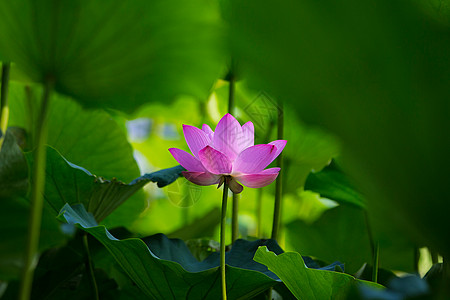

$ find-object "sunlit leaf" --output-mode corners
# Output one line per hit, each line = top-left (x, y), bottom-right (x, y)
(254, 246), (383, 299)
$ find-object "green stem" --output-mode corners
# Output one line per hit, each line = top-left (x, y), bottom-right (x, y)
(19, 80), (53, 300)
(25, 86), (35, 149)
(441, 256), (450, 300)
(363, 211), (379, 282)
(444, 256), (449, 277)
(256, 120), (275, 238)
(271, 100), (284, 240)
(0, 62), (11, 149)
(83, 234), (99, 300)
(227, 75), (235, 114)
(363, 211), (375, 257)
(227, 75), (239, 244)
(372, 242), (379, 283)
(430, 248), (439, 265)
(256, 188), (263, 237)
(414, 247), (420, 273)
(231, 193), (239, 243)
(220, 180), (229, 300)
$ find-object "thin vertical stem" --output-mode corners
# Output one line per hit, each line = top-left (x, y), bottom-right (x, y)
(256, 188), (263, 237)
(372, 242), (379, 283)
(220, 180), (229, 300)
(19, 80), (53, 300)
(0, 62), (11, 149)
(271, 100), (284, 240)
(227, 75), (235, 113)
(231, 193), (239, 243)
(443, 256), (449, 277)
(441, 256), (450, 300)
(25, 86), (35, 149)
(83, 234), (99, 300)
(228, 75), (239, 244)
(430, 248), (439, 265)
(363, 211), (375, 257)
(414, 247), (420, 273)
(255, 119), (275, 238)
(364, 211), (379, 282)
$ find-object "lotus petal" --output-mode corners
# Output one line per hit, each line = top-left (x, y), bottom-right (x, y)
(168, 148), (205, 172)
(235, 168), (280, 188)
(183, 125), (210, 158)
(213, 113), (243, 161)
(233, 144), (277, 174)
(198, 146), (232, 174)
(182, 171), (221, 186)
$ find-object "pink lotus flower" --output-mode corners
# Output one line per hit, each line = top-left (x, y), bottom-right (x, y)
(169, 114), (286, 194)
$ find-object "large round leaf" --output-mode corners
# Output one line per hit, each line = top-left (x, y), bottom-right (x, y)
(0, 0), (223, 112)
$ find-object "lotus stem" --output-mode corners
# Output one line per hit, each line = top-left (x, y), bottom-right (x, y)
(220, 179), (229, 300)
(19, 79), (53, 300)
(0, 62), (11, 149)
(271, 99), (284, 240)
(372, 242), (379, 283)
(227, 74), (235, 113)
(231, 193), (239, 243)
(256, 119), (275, 237)
(228, 75), (239, 244)
(430, 248), (439, 265)
(442, 256), (450, 298)
(256, 188), (263, 237)
(444, 256), (450, 281)
(414, 247), (420, 273)
(364, 211), (379, 282)
(83, 234), (99, 300)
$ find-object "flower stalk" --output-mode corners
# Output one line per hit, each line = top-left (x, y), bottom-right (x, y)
(364, 211), (379, 283)
(83, 234), (99, 300)
(271, 99), (284, 240)
(256, 119), (275, 237)
(0, 62), (11, 149)
(220, 179), (229, 300)
(372, 242), (379, 283)
(228, 75), (239, 243)
(19, 79), (53, 300)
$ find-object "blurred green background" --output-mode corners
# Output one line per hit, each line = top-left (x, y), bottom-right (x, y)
(0, 0), (449, 297)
